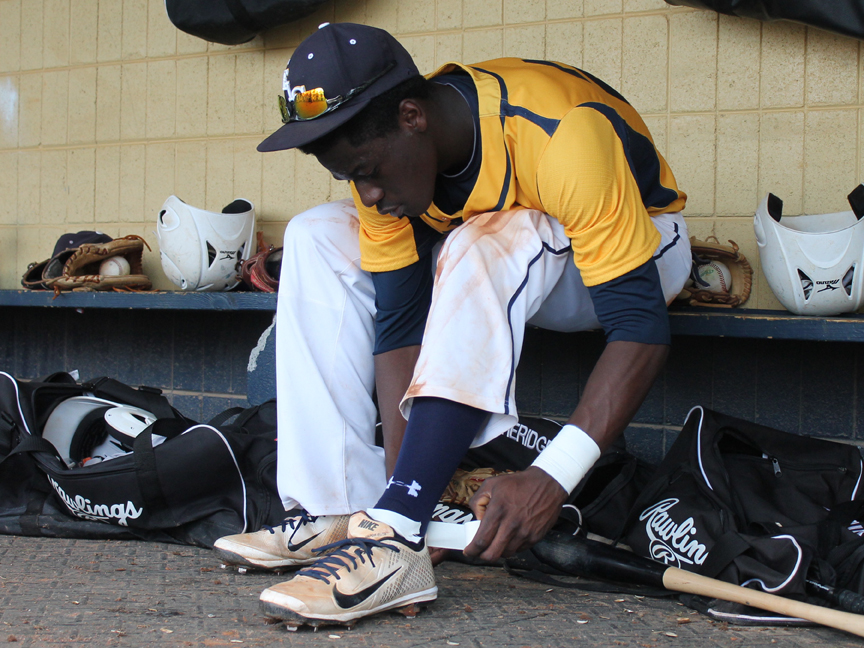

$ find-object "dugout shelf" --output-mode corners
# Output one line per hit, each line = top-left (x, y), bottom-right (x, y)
(0, 289), (277, 311)
(2, 289), (864, 342)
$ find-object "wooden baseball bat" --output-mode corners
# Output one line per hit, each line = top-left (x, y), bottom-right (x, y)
(531, 531), (864, 638)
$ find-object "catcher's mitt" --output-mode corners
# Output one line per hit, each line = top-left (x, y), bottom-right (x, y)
(680, 236), (753, 308)
(45, 235), (152, 292)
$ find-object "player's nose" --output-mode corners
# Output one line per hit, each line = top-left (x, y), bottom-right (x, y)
(356, 180), (384, 209)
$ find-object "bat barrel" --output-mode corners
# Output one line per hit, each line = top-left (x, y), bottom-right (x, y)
(532, 532), (667, 589)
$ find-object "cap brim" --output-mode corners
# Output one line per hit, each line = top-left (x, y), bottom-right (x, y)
(257, 96), (370, 153)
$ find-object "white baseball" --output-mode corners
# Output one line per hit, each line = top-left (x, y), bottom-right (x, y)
(696, 260), (732, 293)
(99, 256), (131, 276)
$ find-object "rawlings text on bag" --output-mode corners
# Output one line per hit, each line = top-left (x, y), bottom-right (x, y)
(0, 372), (284, 547)
(625, 407), (864, 598)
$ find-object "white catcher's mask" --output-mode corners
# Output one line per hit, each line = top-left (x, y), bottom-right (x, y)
(156, 196), (256, 291)
(755, 185), (864, 316)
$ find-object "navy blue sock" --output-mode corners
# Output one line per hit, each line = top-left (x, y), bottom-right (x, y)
(374, 397), (488, 534)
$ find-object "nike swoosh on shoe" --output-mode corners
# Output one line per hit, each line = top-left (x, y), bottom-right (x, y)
(286, 531), (322, 552)
(333, 567), (401, 609)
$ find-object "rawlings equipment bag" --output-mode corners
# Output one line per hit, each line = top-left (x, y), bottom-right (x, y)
(680, 236), (753, 307)
(0, 372), (283, 547)
(624, 406), (864, 599)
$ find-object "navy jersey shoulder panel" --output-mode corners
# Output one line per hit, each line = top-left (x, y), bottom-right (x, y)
(411, 216), (446, 258)
(587, 259), (670, 345)
(472, 64), (560, 136)
(471, 66), (513, 211)
(579, 102), (680, 211)
(431, 72), (483, 215)
(372, 257), (435, 355)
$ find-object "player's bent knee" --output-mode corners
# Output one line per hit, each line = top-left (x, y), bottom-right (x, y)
(282, 200), (358, 250)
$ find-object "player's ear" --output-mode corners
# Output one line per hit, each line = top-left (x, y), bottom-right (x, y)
(397, 98), (427, 134)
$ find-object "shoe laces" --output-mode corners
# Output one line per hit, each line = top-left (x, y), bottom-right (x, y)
(298, 538), (400, 584)
(264, 510), (318, 536)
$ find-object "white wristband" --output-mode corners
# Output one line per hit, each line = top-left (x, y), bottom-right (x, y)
(531, 424), (601, 494)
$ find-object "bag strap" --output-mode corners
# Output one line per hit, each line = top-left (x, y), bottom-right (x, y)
(207, 407), (246, 428)
(6, 434), (61, 459)
(0, 411), (16, 458)
(85, 377), (178, 421)
(130, 419), (190, 529)
(820, 500), (864, 555)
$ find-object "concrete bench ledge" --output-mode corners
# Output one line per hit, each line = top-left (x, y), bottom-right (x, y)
(0, 289), (277, 311)
(3, 290), (864, 342)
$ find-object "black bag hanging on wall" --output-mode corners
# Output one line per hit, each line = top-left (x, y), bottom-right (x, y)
(624, 406), (864, 598)
(165, 0), (328, 45)
(666, 0), (864, 41)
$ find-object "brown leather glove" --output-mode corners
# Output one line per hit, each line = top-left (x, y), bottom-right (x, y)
(45, 235), (152, 292)
(680, 236), (753, 308)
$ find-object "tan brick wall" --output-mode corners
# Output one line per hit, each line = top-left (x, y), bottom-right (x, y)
(0, 0), (862, 306)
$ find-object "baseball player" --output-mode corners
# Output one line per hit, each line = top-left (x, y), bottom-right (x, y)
(214, 22), (691, 627)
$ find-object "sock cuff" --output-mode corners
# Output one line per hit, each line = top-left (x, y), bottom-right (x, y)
(366, 507), (423, 542)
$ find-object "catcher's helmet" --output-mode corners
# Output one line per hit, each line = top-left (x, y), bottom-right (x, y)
(755, 185), (864, 316)
(156, 195), (256, 291)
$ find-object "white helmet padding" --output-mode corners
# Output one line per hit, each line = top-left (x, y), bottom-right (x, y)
(156, 195), (256, 291)
(754, 185), (864, 316)
(41, 397), (156, 467)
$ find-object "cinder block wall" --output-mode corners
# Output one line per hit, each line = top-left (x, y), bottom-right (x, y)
(1, 0), (863, 308)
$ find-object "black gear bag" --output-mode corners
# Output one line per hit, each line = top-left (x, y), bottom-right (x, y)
(165, 0), (328, 45)
(0, 371), (284, 547)
(665, 0), (864, 42)
(624, 406), (864, 599)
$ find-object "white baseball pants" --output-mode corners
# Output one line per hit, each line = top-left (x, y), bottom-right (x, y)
(275, 200), (690, 515)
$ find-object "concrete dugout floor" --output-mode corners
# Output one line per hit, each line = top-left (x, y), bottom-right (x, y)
(0, 535), (860, 647)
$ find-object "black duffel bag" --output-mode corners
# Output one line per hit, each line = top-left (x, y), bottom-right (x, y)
(0, 371), (284, 547)
(624, 406), (864, 598)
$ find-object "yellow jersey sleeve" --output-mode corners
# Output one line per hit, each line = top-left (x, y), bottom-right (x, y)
(352, 184), (421, 272)
(537, 105), (662, 287)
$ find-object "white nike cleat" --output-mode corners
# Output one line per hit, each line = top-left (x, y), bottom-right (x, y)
(213, 511), (350, 572)
(259, 511), (437, 627)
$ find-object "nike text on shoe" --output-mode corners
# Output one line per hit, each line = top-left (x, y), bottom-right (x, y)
(213, 511), (350, 572)
(259, 511), (437, 627)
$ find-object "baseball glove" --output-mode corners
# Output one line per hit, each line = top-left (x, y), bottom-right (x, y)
(240, 244), (282, 292)
(440, 467), (513, 509)
(680, 236), (753, 308)
(45, 235), (153, 293)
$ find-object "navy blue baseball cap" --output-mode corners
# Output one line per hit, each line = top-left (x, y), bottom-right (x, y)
(257, 23), (419, 152)
(52, 231), (112, 257)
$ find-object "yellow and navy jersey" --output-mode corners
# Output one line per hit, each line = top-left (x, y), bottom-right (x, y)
(355, 58), (686, 287)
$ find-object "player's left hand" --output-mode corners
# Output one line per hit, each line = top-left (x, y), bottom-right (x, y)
(464, 467), (567, 562)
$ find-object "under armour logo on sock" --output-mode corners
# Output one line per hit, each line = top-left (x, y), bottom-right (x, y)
(386, 477), (422, 497)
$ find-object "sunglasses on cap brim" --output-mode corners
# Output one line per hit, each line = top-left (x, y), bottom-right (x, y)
(278, 62), (395, 124)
